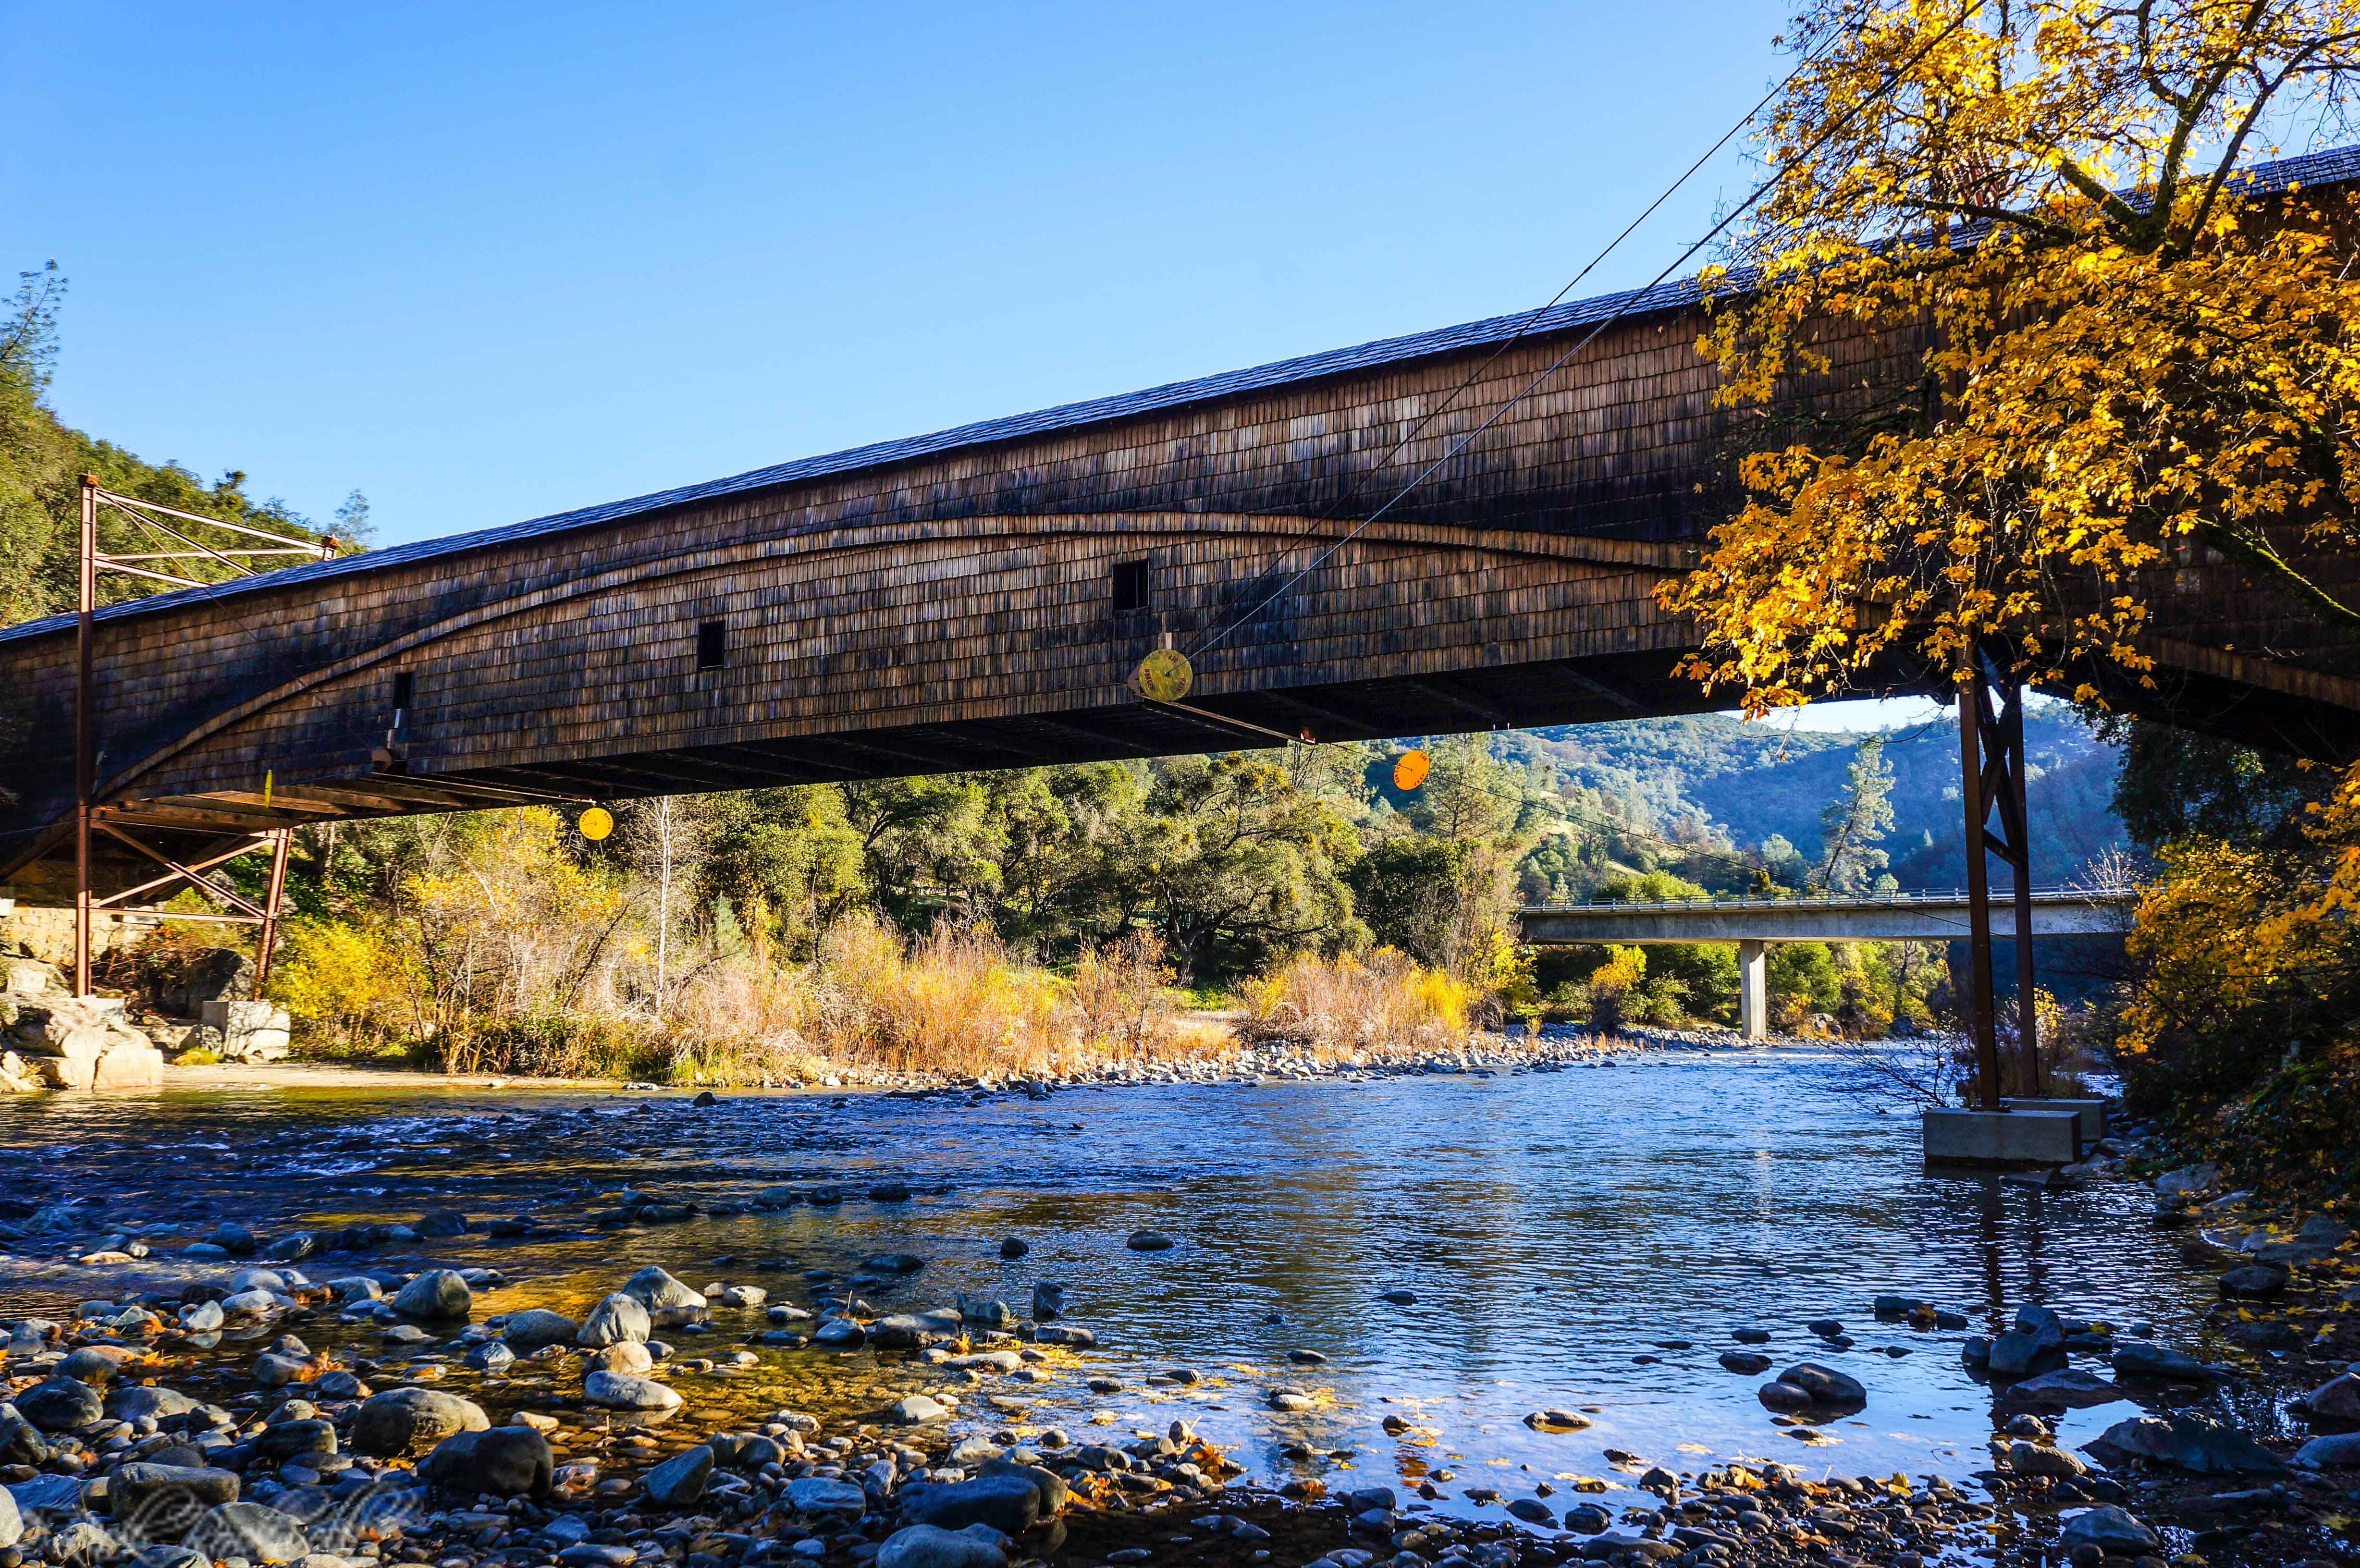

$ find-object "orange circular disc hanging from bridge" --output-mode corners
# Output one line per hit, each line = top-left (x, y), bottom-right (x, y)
(1391, 748), (1431, 791)
(578, 807), (615, 841)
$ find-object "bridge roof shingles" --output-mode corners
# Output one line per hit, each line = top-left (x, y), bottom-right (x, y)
(12, 141), (2360, 649)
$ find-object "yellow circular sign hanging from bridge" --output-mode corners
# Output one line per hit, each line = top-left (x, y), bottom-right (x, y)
(1131, 647), (1194, 703)
(1391, 748), (1431, 792)
(578, 807), (615, 842)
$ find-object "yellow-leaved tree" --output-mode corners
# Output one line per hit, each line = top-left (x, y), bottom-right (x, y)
(1662, 0), (2360, 710)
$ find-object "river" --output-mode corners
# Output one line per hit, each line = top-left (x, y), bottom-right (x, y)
(0, 1045), (2246, 1522)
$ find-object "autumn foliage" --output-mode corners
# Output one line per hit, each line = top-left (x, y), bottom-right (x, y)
(1665, 0), (2360, 711)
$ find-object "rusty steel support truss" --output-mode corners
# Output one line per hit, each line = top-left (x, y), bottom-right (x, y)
(1956, 645), (2042, 1110)
(72, 476), (336, 999)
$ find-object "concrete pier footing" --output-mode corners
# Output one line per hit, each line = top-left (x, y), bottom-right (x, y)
(1922, 1107), (2082, 1168)
(2002, 1097), (2108, 1142)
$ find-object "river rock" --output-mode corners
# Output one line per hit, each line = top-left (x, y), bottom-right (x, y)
(2007, 1441), (2088, 1477)
(957, 1292), (1012, 1326)
(2059, 1506), (2159, 1555)
(351, 1388), (490, 1457)
(2110, 1340), (2219, 1383)
(1126, 1230), (1175, 1251)
(0, 1488), (17, 1551)
(592, 1339), (655, 1375)
(422, 1426), (553, 1497)
(975, 1458), (1068, 1517)
(583, 1371), (682, 1411)
(999, 1238), (1029, 1259)
(578, 1293), (653, 1347)
(2219, 1262), (2289, 1300)
(1760, 1363), (1866, 1414)
(899, 1474), (1042, 1534)
(19, 1376), (103, 1432)
(785, 1477), (869, 1516)
(0, 1414), (48, 1467)
(1523, 1409), (1590, 1431)
(620, 1267), (707, 1326)
(109, 1464), (240, 1532)
(1030, 1283), (1064, 1320)
(253, 1419), (336, 1460)
(642, 1445), (713, 1505)
(1987, 1306), (2067, 1378)
(813, 1317), (866, 1348)
(2004, 1368), (2126, 1408)
(184, 1502), (310, 1564)
(1718, 1352), (1772, 1375)
(877, 1524), (1007, 1568)
(2299, 1372), (2360, 1420)
(390, 1269), (472, 1319)
(2083, 1413), (2288, 1475)
(2294, 1432), (2360, 1467)
(502, 1308), (581, 1351)
(890, 1395), (951, 1425)
(466, 1339), (516, 1373)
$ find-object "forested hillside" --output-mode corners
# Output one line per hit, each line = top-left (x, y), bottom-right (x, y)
(1507, 708), (2126, 895)
(0, 264), (351, 630)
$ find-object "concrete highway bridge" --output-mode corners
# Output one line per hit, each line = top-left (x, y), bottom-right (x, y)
(3, 148), (2358, 914)
(1516, 887), (2133, 1037)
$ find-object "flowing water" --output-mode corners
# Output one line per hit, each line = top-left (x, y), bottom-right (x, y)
(0, 1047), (2236, 1516)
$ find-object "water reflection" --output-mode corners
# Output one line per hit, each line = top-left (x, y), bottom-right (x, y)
(0, 1050), (2225, 1506)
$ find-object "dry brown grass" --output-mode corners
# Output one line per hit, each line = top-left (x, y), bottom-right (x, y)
(1236, 948), (1479, 1061)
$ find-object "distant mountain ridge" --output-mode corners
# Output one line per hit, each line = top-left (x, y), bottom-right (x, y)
(1507, 707), (2126, 891)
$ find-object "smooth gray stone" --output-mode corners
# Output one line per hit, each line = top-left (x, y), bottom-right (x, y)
(390, 1270), (472, 1320)
(582, 1371), (681, 1410)
(577, 1293), (652, 1348)
(642, 1445), (713, 1506)
(876, 1525), (1007, 1568)
(501, 1308), (581, 1351)
(2059, 1506), (2159, 1555)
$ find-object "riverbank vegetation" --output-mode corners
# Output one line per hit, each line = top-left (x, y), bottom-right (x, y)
(191, 721), (2024, 1080)
(1656, 0), (2360, 1194)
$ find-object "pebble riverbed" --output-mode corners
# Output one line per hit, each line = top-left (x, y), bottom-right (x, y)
(2, 1041), (2356, 1568)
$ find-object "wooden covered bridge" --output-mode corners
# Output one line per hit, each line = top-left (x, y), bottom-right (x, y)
(3, 148), (2357, 940)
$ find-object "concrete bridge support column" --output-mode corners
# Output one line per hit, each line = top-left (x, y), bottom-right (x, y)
(1737, 940), (1768, 1040)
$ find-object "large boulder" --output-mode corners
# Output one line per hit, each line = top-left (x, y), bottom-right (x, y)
(1986, 1306), (2067, 1378)
(642, 1446), (713, 1506)
(18, 1376), (104, 1432)
(160, 949), (255, 1017)
(350, 1388), (490, 1458)
(421, 1426), (553, 1497)
(2083, 1413), (2288, 1475)
(578, 1293), (652, 1347)
(2059, 1506), (2160, 1556)
(784, 1477), (869, 1517)
(2111, 1340), (2220, 1384)
(2295, 1432), (2360, 1468)
(583, 1371), (682, 1411)
(2298, 1371), (2360, 1420)
(1756, 1363), (1866, 1416)
(0, 1487), (20, 1551)
(502, 1308), (581, 1352)
(877, 1525), (1008, 1568)
(618, 1267), (706, 1327)
(897, 1475), (1043, 1535)
(390, 1269), (473, 1320)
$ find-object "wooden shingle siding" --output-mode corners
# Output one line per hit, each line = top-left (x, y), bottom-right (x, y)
(0, 280), (2353, 893)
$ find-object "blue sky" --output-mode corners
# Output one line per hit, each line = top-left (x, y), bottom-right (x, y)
(7, 0), (1795, 549)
